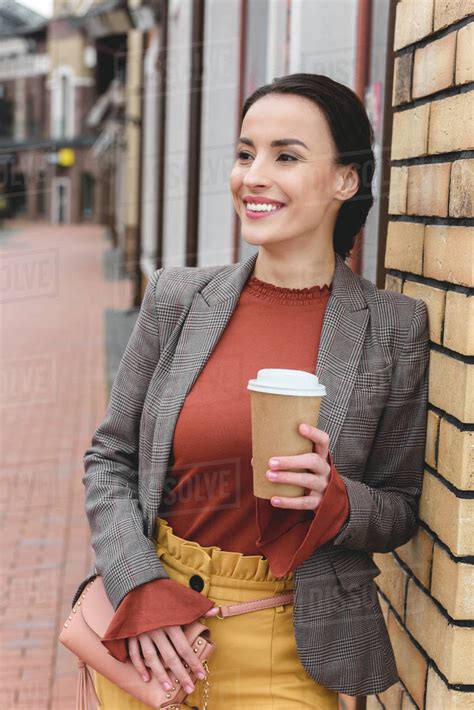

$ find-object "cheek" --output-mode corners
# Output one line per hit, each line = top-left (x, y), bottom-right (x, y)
(229, 167), (241, 194)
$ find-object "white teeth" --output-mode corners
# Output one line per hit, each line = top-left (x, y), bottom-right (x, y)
(245, 202), (282, 212)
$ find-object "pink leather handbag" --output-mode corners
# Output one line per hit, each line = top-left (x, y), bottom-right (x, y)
(59, 575), (216, 710)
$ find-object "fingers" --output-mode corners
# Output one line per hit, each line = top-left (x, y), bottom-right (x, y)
(267, 454), (329, 482)
(128, 636), (151, 683)
(203, 607), (219, 618)
(271, 491), (324, 509)
(129, 625), (207, 695)
(298, 424), (330, 458)
(266, 468), (328, 492)
(132, 632), (175, 691)
(158, 625), (207, 691)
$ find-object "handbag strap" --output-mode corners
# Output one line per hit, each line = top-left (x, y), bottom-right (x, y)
(213, 590), (294, 619)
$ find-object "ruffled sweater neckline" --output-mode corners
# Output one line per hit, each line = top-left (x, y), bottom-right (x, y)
(245, 275), (332, 304)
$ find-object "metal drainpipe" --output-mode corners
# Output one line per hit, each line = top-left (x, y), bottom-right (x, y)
(348, 0), (372, 277)
(232, 0), (248, 264)
(133, 30), (146, 306)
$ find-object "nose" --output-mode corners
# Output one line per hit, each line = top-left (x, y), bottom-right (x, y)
(242, 157), (271, 189)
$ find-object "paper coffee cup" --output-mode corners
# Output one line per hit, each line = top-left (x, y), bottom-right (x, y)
(247, 369), (326, 499)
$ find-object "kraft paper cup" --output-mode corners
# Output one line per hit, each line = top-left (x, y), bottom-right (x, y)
(247, 369), (326, 500)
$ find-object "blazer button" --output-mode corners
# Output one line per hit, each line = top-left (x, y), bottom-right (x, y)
(189, 574), (204, 592)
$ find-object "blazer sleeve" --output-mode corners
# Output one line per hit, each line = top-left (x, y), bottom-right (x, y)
(83, 269), (170, 610)
(101, 579), (215, 662)
(331, 298), (430, 552)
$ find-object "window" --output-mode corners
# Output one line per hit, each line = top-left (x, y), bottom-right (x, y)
(51, 67), (74, 139)
(81, 172), (94, 220)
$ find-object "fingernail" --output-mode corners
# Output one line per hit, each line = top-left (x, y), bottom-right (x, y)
(197, 671), (206, 680)
(142, 674), (149, 682)
(266, 470), (277, 479)
(185, 684), (194, 693)
(300, 424), (310, 433)
(269, 458), (279, 467)
(163, 681), (172, 690)
(272, 498), (281, 505)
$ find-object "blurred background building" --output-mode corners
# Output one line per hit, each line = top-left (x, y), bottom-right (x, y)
(0, 2), (472, 709)
(0, 0), (396, 294)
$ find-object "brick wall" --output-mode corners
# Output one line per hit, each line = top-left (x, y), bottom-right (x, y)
(368, 2), (473, 708)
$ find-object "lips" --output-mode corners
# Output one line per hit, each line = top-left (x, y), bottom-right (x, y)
(243, 201), (286, 219)
(243, 196), (285, 206)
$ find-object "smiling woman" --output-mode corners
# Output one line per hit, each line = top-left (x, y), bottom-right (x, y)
(230, 75), (374, 290)
(74, 73), (429, 710)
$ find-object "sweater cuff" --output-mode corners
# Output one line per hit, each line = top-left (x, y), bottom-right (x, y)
(100, 578), (215, 662)
(255, 453), (350, 578)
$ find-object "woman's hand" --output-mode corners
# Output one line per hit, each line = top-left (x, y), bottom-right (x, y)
(128, 606), (219, 692)
(265, 423), (331, 511)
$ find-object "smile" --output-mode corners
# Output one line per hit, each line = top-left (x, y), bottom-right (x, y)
(243, 202), (286, 219)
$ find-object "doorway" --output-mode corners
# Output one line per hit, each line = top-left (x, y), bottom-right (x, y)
(52, 176), (71, 224)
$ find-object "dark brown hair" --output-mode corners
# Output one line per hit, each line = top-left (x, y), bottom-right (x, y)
(241, 73), (376, 259)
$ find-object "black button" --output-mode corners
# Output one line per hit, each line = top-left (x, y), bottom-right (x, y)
(189, 574), (204, 592)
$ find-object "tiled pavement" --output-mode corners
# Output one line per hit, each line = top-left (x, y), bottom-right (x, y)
(0, 224), (133, 709)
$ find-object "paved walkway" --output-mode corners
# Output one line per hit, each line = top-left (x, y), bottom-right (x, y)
(0, 224), (133, 708)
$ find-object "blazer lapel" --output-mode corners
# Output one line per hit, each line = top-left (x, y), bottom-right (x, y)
(316, 255), (369, 448)
(148, 251), (368, 531)
(148, 253), (259, 531)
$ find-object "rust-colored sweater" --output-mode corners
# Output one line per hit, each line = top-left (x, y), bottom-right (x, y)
(101, 275), (350, 662)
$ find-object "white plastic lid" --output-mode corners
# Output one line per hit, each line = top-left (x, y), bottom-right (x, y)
(247, 368), (326, 397)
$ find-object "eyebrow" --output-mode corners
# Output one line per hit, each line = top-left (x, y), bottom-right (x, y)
(237, 137), (310, 150)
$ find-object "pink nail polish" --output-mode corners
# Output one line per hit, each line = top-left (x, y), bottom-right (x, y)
(163, 681), (172, 690)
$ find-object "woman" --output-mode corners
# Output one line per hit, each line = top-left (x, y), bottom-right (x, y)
(73, 73), (429, 708)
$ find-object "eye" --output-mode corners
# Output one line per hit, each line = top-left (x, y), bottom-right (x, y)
(236, 151), (298, 162)
(278, 153), (297, 162)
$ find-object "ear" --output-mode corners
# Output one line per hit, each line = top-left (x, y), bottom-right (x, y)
(335, 164), (360, 202)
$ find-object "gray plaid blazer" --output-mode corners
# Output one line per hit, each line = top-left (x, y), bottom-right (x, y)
(73, 251), (429, 696)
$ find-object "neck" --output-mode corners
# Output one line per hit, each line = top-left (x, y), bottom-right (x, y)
(251, 249), (336, 289)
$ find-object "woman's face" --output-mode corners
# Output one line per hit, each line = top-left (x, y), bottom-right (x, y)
(230, 93), (350, 251)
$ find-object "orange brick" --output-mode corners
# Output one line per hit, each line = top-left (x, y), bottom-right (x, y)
(431, 544), (474, 620)
(407, 163), (451, 217)
(377, 680), (404, 708)
(389, 166), (409, 214)
(373, 552), (408, 620)
(424, 225), (473, 286)
(434, 0), (474, 31)
(401, 691), (418, 709)
(455, 21), (474, 85)
(393, 52), (413, 106)
(388, 612), (427, 708)
(429, 350), (474, 422)
(425, 665), (474, 708)
(450, 158), (474, 218)
(385, 274), (404, 293)
(413, 31), (456, 98)
(424, 409), (440, 468)
(406, 578), (472, 684)
(429, 93), (474, 154)
(385, 221), (424, 273)
(419, 468), (473, 555)
(403, 280), (446, 344)
(444, 291), (474, 356)
(392, 104), (430, 159)
(395, 0), (434, 50)
(396, 526), (435, 588)
(438, 418), (474, 490)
